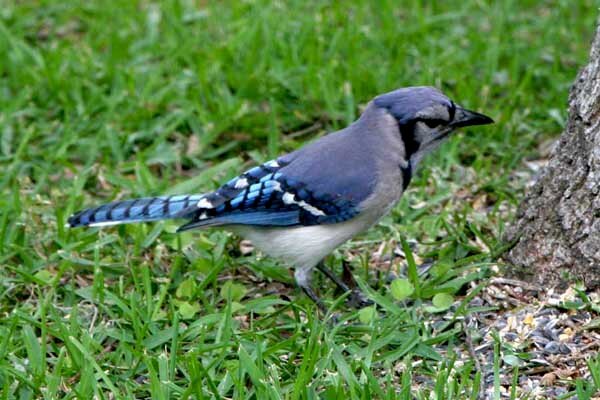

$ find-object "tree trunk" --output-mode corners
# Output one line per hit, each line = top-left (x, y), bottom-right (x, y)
(504, 24), (600, 290)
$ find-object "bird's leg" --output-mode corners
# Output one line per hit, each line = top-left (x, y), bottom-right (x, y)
(316, 260), (373, 309)
(341, 260), (357, 288)
(341, 260), (373, 308)
(294, 267), (327, 313)
(316, 261), (351, 293)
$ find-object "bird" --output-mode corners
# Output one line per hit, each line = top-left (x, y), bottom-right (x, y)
(67, 86), (493, 311)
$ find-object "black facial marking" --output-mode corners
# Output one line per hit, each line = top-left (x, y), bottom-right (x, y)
(399, 121), (420, 159)
(420, 118), (446, 128)
(449, 101), (456, 121)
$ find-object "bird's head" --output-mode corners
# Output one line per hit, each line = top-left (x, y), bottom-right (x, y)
(373, 86), (493, 164)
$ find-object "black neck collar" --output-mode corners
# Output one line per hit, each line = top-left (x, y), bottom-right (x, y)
(400, 159), (412, 190)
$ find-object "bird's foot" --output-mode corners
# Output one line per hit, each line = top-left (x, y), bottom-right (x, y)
(346, 289), (373, 308)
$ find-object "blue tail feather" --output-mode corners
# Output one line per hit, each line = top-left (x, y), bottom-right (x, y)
(68, 195), (203, 228)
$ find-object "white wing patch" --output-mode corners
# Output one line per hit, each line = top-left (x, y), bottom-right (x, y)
(281, 192), (325, 217)
(281, 192), (295, 205)
(271, 181), (282, 192)
(197, 198), (215, 209)
(234, 177), (249, 189)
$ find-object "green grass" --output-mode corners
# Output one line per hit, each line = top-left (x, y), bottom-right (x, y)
(0, 0), (598, 398)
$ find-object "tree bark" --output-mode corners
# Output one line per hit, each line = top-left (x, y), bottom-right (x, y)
(504, 24), (600, 290)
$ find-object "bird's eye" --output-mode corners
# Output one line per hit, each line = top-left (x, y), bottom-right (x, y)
(423, 119), (446, 128)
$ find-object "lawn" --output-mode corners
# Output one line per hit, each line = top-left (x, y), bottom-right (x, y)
(1, 0), (599, 398)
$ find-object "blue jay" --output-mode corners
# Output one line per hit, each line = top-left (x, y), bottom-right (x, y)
(68, 87), (493, 310)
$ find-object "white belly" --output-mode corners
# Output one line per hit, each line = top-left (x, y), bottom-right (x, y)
(230, 214), (375, 270)
(229, 191), (400, 271)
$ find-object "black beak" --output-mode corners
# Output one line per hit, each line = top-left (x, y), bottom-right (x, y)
(450, 107), (494, 128)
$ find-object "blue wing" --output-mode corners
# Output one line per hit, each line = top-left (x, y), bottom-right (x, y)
(177, 158), (360, 231)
